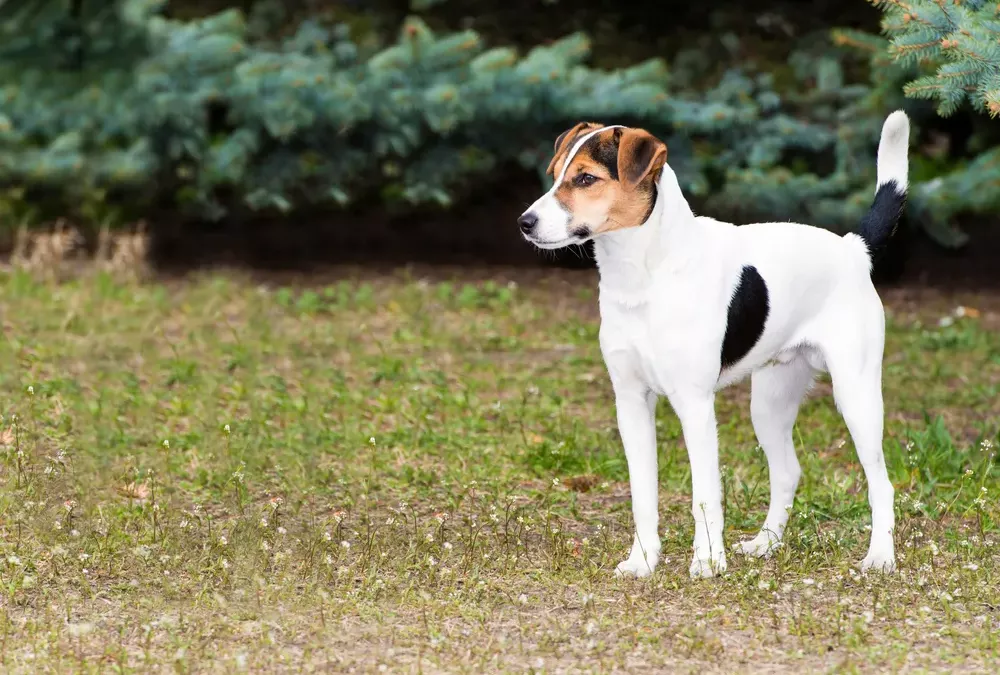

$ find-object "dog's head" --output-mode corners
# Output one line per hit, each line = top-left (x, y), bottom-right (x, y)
(518, 123), (667, 249)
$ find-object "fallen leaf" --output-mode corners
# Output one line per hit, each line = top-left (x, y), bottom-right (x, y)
(117, 481), (151, 501)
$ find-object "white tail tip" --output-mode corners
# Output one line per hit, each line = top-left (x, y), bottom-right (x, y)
(877, 110), (909, 194)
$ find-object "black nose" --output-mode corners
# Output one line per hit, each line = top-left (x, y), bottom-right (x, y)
(518, 213), (538, 234)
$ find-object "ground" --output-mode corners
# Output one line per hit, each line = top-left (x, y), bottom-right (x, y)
(0, 265), (998, 674)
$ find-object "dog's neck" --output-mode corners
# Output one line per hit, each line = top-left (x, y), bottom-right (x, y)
(593, 165), (695, 307)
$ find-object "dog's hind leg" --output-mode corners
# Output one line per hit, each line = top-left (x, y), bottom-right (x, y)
(735, 356), (815, 558)
(827, 347), (896, 573)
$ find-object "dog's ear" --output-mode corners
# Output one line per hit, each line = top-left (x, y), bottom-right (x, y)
(615, 128), (667, 189)
(546, 122), (592, 176)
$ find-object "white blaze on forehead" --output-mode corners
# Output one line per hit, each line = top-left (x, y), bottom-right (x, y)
(551, 125), (625, 190)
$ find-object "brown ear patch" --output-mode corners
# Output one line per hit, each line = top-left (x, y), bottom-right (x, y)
(546, 122), (602, 176)
(616, 128), (667, 188)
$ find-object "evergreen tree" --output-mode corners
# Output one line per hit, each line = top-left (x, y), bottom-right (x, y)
(0, 0), (991, 250)
(870, 0), (1000, 117)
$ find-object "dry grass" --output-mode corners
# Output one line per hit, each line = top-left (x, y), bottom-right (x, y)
(0, 265), (997, 673)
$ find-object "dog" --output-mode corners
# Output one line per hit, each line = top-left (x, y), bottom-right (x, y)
(517, 112), (909, 578)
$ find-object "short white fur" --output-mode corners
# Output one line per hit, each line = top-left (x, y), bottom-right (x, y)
(519, 111), (910, 579)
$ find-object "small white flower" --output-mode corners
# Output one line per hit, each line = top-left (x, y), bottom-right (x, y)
(223, 424), (231, 434)
(963, 563), (979, 571)
(518, 594), (528, 605)
(802, 578), (815, 586)
(67, 622), (94, 638)
(340, 540), (351, 549)
(219, 535), (228, 546)
(7, 555), (22, 566)
(26, 385), (34, 396)
(259, 518), (268, 528)
(260, 541), (270, 552)
(323, 531), (332, 541)
(162, 439), (170, 449)
(443, 542), (453, 550)
(221, 558), (229, 569)
(277, 526), (287, 536)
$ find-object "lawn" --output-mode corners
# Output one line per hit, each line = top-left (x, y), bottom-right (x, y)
(0, 265), (998, 673)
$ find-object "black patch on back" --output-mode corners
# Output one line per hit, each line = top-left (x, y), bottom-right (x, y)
(857, 180), (906, 264)
(584, 136), (619, 181)
(720, 265), (769, 370)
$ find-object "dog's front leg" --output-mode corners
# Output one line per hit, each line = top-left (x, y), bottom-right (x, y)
(670, 390), (728, 578)
(611, 386), (660, 578)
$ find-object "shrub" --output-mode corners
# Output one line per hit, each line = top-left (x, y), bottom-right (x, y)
(0, 0), (991, 249)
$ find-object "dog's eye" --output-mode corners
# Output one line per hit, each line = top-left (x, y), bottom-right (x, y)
(573, 173), (598, 187)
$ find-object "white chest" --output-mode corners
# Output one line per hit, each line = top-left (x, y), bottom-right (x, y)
(598, 303), (674, 396)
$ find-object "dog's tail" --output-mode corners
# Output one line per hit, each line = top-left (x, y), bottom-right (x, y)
(846, 111), (909, 269)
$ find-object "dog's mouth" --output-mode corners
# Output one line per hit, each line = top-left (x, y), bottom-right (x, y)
(524, 226), (592, 250)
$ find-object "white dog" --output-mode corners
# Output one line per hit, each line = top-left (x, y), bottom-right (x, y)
(518, 112), (909, 578)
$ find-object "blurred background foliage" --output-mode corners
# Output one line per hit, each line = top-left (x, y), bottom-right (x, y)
(0, 0), (998, 262)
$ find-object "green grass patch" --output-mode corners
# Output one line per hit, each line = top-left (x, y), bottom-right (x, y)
(0, 267), (998, 672)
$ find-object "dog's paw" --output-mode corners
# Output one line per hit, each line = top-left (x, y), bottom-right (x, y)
(615, 553), (658, 579)
(860, 551), (896, 574)
(689, 553), (727, 579)
(733, 532), (782, 559)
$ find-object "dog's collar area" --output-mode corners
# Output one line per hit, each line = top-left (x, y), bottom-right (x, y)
(640, 183), (658, 225)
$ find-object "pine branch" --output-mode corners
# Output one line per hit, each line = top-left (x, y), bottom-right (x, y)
(874, 0), (1000, 114)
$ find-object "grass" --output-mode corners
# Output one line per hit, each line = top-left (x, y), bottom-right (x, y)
(0, 265), (998, 673)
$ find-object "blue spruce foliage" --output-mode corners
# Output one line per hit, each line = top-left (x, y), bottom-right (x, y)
(0, 0), (992, 248)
